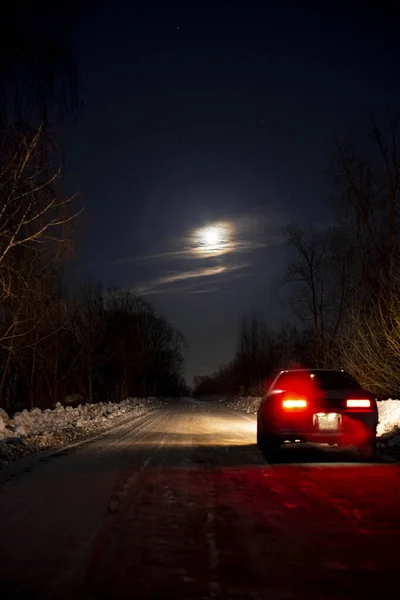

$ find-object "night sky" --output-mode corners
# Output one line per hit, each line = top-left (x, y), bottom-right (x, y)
(64, 1), (400, 384)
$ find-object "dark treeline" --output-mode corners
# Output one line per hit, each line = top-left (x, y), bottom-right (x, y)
(0, 2), (188, 409)
(194, 117), (400, 399)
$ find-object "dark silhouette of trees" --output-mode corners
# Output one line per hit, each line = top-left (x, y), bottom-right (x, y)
(1, 1), (82, 127)
(1, 282), (188, 409)
(193, 312), (300, 397)
(281, 225), (355, 368)
(333, 118), (400, 396)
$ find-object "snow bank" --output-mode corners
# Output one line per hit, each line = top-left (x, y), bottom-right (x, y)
(0, 397), (163, 467)
(376, 399), (400, 448)
(221, 396), (262, 415)
(220, 396), (400, 449)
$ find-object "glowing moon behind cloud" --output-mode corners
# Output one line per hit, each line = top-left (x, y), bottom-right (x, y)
(201, 225), (223, 247)
(192, 222), (234, 256)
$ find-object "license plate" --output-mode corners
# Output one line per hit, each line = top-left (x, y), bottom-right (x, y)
(314, 413), (341, 431)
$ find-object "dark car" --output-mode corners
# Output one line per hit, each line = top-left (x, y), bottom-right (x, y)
(257, 369), (378, 460)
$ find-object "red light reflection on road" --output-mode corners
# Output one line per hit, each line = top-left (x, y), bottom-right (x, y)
(82, 463), (400, 600)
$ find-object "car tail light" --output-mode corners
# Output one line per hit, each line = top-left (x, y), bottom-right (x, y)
(346, 399), (371, 408)
(282, 398), (308, 409)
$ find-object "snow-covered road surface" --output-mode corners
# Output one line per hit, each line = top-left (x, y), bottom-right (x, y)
(0, 398), (400, 599)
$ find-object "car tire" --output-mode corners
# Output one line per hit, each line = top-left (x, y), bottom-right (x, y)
(263, 435), (281, 462)
(358, 436), (377, 461)
(256, 428), (265, 451)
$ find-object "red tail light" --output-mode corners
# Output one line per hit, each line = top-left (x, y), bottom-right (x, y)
(346, 399), (371, 408)
(282, 398), (308, 409)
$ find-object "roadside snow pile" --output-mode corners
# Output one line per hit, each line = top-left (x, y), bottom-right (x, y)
(377, 399), (400, 448)
(221, 396), (261, 414)
(0, 398), (163, 467)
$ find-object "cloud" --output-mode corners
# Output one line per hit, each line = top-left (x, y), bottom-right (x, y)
(138, 235), (285, 262)
(82, 233), (285, 271)
(138, 263), (249, 295)
(153, 265), (226, 284)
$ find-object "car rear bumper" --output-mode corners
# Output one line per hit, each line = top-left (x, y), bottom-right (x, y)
(276, 431), (356, 445)
(265, 411), (378, 445)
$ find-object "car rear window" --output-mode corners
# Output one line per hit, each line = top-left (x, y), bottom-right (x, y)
(314, 371), (361, 390)
(274, 371), (361, 391)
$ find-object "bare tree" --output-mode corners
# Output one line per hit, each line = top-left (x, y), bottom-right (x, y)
(282, 225), (355, 367)
(0, 123), (81, 399)
(0, 123), (81, 270)
(341, 269), (400, 397)
(329, 118), (400, 393)
(0, 122), (82, 407)
(334, 117), (400, 295)
(235, 310), (284, 393)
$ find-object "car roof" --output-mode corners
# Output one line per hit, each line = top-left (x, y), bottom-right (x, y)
(278, 369), (347, 374)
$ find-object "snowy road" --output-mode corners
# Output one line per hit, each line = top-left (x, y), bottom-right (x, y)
(0, 398), (400, 599)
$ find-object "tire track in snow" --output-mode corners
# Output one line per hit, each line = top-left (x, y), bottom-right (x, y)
(54, 410), (171, 599)
(0, 409), (169, 600)
(0, 408), (162, 487)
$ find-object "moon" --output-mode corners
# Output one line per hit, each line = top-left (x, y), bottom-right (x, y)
(201, 225), (223, 248)
(192, 222), (234, 256)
